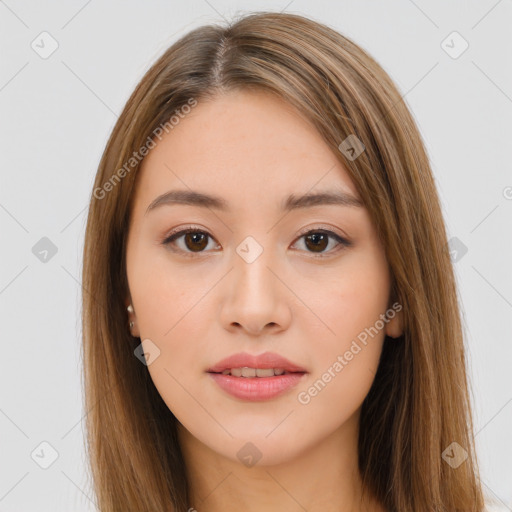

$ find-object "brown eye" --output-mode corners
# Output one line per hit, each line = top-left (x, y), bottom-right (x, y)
(162, 228), (218, 255)
(293, 229), (351, 257)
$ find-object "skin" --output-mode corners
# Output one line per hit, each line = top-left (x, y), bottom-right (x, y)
(125, 89), (403, 512)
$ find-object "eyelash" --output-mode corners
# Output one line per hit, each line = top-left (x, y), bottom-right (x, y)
(160, 225), (352, 258)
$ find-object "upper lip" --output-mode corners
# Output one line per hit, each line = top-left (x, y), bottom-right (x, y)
(207, 351), (307, 373)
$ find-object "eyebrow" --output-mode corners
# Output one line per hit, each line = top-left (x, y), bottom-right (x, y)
(145, 189), (364, 215)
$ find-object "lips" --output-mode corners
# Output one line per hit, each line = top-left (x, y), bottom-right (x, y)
(206, 351), (308, 401)
(206, 351), (307, 374)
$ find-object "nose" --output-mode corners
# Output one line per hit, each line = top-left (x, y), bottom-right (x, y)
(219, 242), (292, 336)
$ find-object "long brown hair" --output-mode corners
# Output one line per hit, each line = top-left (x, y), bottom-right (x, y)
(81, 11), (485, 511)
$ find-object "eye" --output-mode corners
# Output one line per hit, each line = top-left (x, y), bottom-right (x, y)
(291, 228), (351, 257)
(161, 226), (220, 256)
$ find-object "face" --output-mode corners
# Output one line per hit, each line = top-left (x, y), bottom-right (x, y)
(125, 89), (402, 466)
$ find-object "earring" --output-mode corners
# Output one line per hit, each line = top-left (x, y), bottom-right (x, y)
(127, 304), (135, 333)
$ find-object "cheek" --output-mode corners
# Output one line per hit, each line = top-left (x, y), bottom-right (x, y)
(294, 289), (387, 430)
(298, 253), (390, 401)
(129, 243), (210, 333)
(303, 250), (391, 345)
(127, 250), (216, 399)
(135, 285), (212, 421)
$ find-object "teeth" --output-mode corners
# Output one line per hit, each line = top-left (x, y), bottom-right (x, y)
(242, 367), (256, 377)
(220, 367), (287, 377)
(256, 368), (275, 377)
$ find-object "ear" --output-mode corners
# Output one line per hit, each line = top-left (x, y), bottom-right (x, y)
(385, 305), (403, 339)
(125, 298), (140, 338)
(385, 279), (404, 339)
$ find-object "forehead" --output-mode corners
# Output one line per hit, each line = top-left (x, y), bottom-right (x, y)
(134, 89), (360, 209)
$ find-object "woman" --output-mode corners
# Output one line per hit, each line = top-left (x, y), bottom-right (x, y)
(82, 11), (486, 511)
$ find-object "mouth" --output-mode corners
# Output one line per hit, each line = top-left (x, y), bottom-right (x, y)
(207, 366), (307, 401)
(206, 351), (307, 375)
(208, 367), (304, 378)
(206, 351), (308, 401)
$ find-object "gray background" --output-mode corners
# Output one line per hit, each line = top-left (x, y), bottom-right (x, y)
(1, 0), (511, 510)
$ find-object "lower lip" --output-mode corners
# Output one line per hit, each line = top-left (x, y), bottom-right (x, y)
(207, 372), (307, 401)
